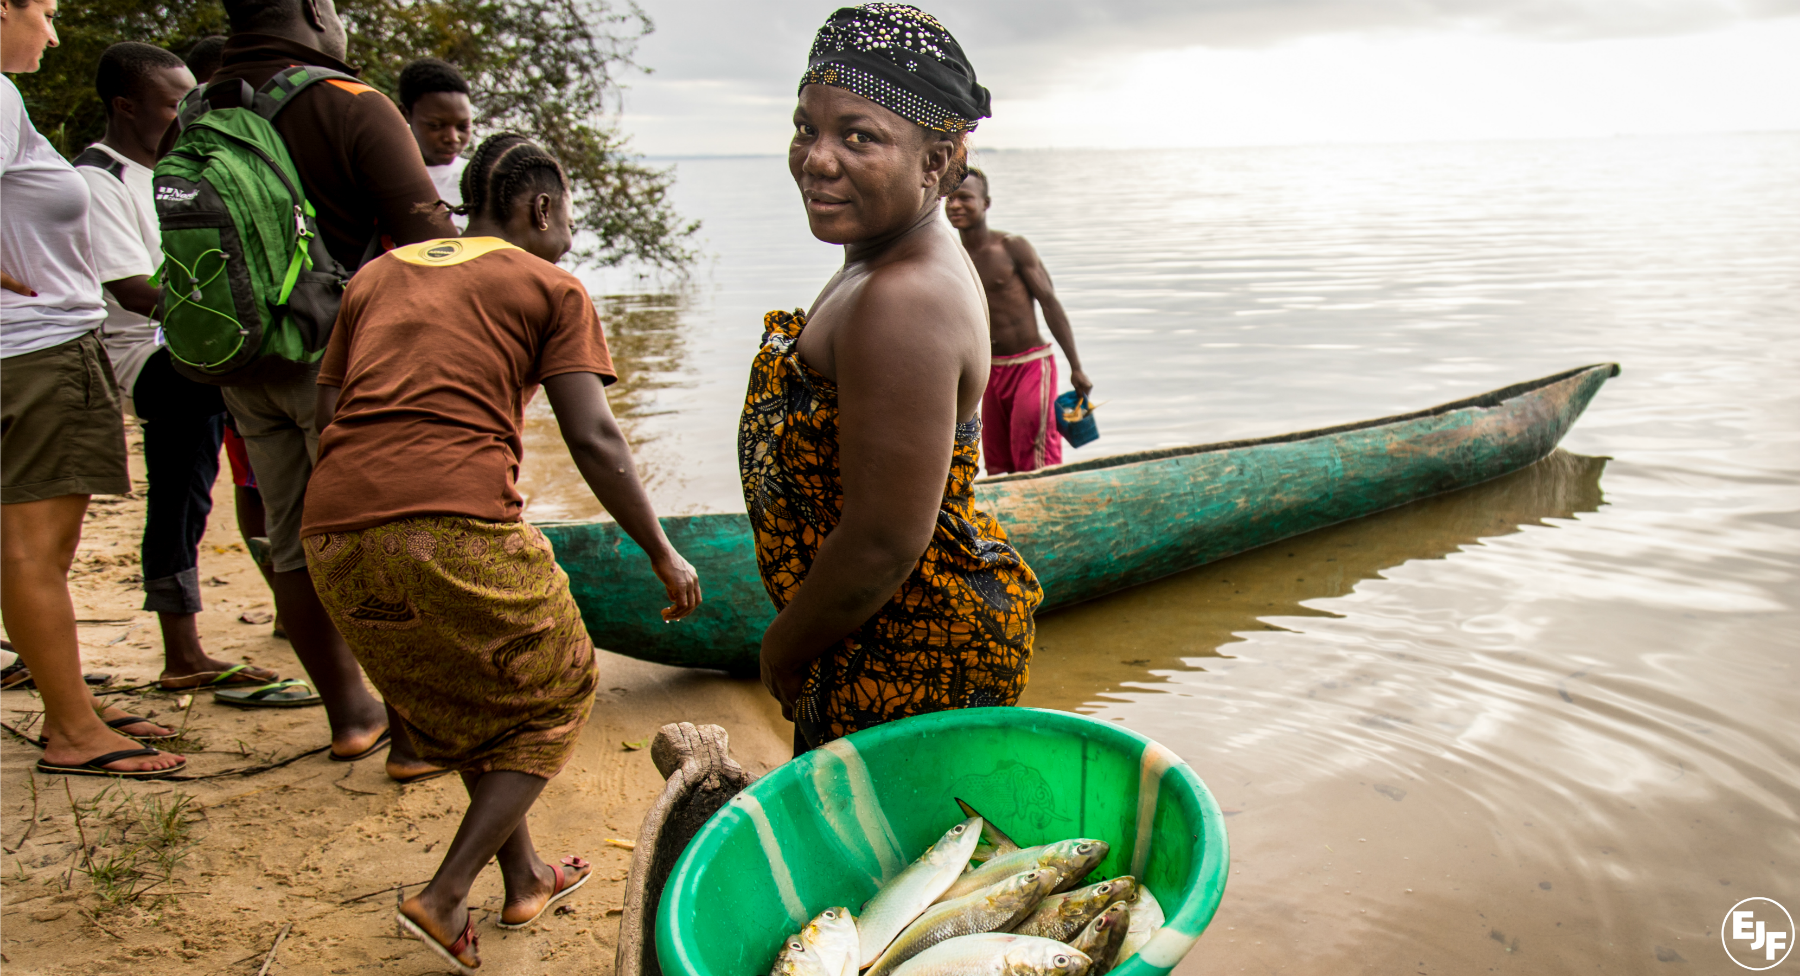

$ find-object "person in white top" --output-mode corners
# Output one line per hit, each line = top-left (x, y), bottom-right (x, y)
(1, 0), (186, 778)
(76, 41), (282, 695)
(399, 58), (473, 231)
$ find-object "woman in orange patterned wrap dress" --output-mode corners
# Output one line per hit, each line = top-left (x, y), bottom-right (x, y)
(745, 4), (1042, 753)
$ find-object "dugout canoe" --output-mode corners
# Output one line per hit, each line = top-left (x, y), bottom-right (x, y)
(538, 362), (1619, 674)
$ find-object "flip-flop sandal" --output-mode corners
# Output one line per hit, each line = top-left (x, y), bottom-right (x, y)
(34, 715), (181, 747)
(2, 664), (114, 689)
(330, 729), (393, 763)
(390, 765), (456, 785)
(396, 907), (479, 976)
(36, 748), (187, 779)
(158, 662), (277, 691)
(103, 714), (181, 743)
(496, 855), (592, 930)
(213, 679), (323, 708)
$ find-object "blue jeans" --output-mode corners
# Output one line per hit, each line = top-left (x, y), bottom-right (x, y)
(133, 349), (225, 614)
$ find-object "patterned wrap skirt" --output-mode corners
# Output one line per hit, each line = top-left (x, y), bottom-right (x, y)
(303, 516), (596, 778)
(740, 310), (1044, 750)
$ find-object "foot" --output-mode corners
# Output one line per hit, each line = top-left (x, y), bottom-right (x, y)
(158, 657), (278, 690)
(97, 702), (175, 739)
(41, 723), (184, 773)
(399, 894), (479, 971)
(387, 754), (452, 783)
(500, 855), (593, 927)
(331, 723), (390, 761)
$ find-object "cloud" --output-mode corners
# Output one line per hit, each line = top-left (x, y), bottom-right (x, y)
(621, 0), (1800, 154)
(634, 0), (1800, 91)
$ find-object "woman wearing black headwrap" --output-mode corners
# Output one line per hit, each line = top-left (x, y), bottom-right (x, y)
(739, 3), (1042, 753)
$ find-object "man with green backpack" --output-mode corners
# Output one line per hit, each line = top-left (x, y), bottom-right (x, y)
(155, 0), (454, 778)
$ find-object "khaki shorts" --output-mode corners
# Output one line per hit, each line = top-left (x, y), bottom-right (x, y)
(222, 364), (321, 573)
(1, 331), (130, 504)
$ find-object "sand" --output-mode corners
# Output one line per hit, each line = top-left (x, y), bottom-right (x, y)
(0, 428), (792, 975)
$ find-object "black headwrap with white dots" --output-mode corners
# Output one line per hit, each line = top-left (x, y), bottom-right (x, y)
(800, 3), (991, 133)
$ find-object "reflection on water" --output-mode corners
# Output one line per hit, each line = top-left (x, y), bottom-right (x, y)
(516, 293), (692, 521)
(539, 134), (1799, 974)
(1022, 449), (1608, 708)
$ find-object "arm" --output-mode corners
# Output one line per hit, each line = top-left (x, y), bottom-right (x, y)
(103, 276), (160, 317)
(543, 371), (700, 621)
(347, 91), (457, 247)
(315, 382), (340, 429)
(1, 272), (32, 296)
(758, 276), (965, 714)
(1007, 236), (1091, 398)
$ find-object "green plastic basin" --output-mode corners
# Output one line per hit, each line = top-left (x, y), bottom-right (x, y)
(656, 707), (1229, 976)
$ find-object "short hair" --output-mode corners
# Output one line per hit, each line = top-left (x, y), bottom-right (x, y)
(457, 133), (568, 223)
(398, 58), (470, 113)
(185, 36), (228, 84)
(962, 167), (989, 196)
(221, 0), (302, 34)
(95, 42), (187, 117)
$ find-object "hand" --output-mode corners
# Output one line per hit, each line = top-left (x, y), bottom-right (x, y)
(1, 272), (36, 297)
(759, 640), (809, 721)
(651, 549), (701, 622)
(1069, 368), (1094, 400)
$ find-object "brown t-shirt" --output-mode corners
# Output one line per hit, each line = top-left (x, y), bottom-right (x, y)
(302, 237), (616, 536)
(185, 35), (455, 268)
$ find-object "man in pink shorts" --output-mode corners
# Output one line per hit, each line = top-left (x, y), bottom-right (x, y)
(946, 168), (1093, 474)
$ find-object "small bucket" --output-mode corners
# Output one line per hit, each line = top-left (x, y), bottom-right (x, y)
(1056, 390), (1101, 447)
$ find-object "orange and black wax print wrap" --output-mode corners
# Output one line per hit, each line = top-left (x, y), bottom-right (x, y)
(738, 309), (1043, 750)
(800, 3), (992, 133)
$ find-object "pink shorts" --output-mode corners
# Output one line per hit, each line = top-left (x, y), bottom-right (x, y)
(981, 345), (1062, 475)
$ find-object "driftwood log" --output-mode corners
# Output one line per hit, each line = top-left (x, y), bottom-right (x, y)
(616, 723), (757, 976)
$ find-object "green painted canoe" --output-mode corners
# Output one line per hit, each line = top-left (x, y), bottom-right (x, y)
(656, 707), (1228, 976)
(539, 362), (1619, 674)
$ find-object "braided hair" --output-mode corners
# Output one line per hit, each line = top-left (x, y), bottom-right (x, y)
(454, 133), (569, 224)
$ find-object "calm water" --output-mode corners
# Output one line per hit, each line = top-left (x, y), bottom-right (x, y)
(521, 134), (1800, 974)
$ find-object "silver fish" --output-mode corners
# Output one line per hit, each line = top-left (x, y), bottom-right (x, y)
(858, 816), (985, 967)
(801, 907), (858, 976)
(1069, 902), (1130, 976)
(771, 934), (830, 976)
(1113, 887), (1164, 966)
(867, 869), (1065, 976)
(956, 797), (1023, 863)
(1013, 876), (1138, 942)
(890, 933), (1091, 976)
(939, 839), (1109, 903)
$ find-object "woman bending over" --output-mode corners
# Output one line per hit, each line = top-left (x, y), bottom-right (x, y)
(303, 134), (700, 973)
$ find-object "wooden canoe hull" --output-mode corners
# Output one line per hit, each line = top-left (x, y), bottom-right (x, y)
(538, 363), (1618, 673)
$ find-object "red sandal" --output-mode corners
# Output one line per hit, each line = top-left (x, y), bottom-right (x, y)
(497, 854), (592, 929)
(396, 907), (479, 974)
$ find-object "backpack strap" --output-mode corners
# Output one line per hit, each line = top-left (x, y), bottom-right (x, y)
(251, 65), (364, 122)
(71, 146), (126, 181)
(172, 66), (364, 131)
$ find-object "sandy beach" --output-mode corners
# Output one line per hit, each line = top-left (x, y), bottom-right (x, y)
(0, 427), (792, 975)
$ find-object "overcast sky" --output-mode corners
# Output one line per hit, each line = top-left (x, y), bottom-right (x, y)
(618, 0), (1800, 154)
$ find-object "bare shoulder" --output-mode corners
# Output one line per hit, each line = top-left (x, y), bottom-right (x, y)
(850, 252), (981, 342)
(998, 232), (1042, 265)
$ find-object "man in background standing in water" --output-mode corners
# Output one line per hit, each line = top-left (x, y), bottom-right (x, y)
(946, 168), (1092, 474)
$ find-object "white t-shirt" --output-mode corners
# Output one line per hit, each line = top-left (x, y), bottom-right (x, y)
(427, 155), (468, 232)
(75, 143), (161, 408)
(0, 76), (105, 359)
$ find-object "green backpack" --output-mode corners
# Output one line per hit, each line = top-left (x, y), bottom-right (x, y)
(153, 66), (363, 385)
